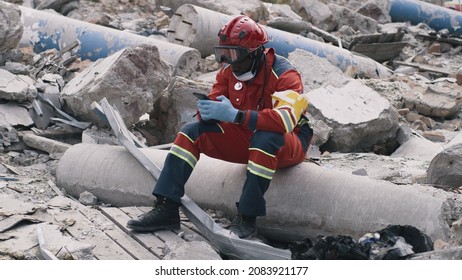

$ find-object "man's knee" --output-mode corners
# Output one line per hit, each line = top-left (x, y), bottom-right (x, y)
(251, 131), (285, 151)
(179, 122), (201, 139)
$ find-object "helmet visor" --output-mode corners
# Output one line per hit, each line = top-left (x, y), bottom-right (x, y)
(214, 46), (250, 64)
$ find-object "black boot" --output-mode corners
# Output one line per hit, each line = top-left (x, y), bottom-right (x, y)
(127, 196), (180, 232)
(228, 213), (257, 239)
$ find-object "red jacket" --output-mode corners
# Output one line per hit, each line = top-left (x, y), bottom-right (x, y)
(208, 48), (303, 133)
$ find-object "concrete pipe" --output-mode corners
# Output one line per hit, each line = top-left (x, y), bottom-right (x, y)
(390, 0), (462, 36)
(56, 143), (460, 242)
(16, 4), (201, 77)
(166, 4), (393, 79)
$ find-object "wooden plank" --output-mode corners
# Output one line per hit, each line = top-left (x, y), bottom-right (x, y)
(48, 196), (159, 259)
(352, 42), (409, 62)
(78, 206), (159, 260)
(47, 180), (63, 196)
(48, 208), (134, 260)
(393, 60), (451, 75)
(101, 207), (165, 258)
(348, 31), (405, 47)
(415, 33), (462, 46)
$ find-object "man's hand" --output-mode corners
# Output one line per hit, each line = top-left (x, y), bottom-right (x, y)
(197, 95), (238, 122)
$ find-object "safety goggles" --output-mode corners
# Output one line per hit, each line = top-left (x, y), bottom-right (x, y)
(214, 46), (251, 64)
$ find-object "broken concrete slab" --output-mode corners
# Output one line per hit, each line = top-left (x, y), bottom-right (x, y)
(402, 82), (462, 118)
(150, 76), (213, 144)
(0, 1), (23, 53)
(37, 223), (94, 260)
(328, 3), (379, 35)
(289, 49), (400, 153)
(317, 152), (428, 185)
(357, 0), (392, 24)
(56, 143), (462, 243)
(60, 44), (171, 128)
(0, 223), (43, 259)
(0, 195), (39, 215)
(291, 0), (334, 32)
(307, 79), (400, 153)
(289, 50), (350, 91)
(0, 102), (34, 128)
(0, 69), (37, 101)
(391, 132), (443, 162)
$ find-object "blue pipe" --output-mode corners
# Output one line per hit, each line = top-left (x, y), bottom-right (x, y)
(389, 0), (462, 36)
(16, 4), (201, 75)
(264, 26), (361, 76)
(167, 4), (392, 79)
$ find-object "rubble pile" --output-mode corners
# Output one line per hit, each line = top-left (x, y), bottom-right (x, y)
(1, 0), (462, 260)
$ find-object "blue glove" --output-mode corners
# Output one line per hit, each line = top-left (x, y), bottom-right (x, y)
(197, 95), (238, 122)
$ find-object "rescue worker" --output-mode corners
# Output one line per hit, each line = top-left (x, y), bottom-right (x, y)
(127, 15), (313, 239)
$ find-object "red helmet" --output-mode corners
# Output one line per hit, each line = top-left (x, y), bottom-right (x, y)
(217, 15), (268, 49)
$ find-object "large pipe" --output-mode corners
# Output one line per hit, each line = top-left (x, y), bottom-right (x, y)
(15, 3), (201, 76)
(166, 4), (393, 79)
(389, 0), (462, 36)
(56, 143), (458, 242)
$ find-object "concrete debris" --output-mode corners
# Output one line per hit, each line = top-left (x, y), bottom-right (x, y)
(1, 0), (462, 260)
(60, 44), (171, 128)
(0, 102), (33, 128)
(391, 131), (444, 161)
(78, 191), (98, 206)
(163, 240), (222, 260)
(0, 69), (37, 101)
(0, 1), (23, 53)
(426, 143), (462, 189)
(21, 131), (71, 159)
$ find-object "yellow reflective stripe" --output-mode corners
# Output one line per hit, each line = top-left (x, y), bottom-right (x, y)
(249, 148), (275, 158)
(247, 161), (275, 180)
(275, 109), (295, 133)
(271, 69), (279, 79)
(169, 144), (197, 168)
(217, 123), (225, 133)
(179, 132), (194, 143)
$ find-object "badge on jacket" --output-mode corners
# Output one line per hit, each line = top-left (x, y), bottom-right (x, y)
(234, 82), (243, 91)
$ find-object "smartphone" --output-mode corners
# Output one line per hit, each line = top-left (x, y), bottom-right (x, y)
(193, 92), (209, 100)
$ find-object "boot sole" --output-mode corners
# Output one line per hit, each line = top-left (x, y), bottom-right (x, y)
(127, 224), (180, 232)
(228, 227), (257, 239)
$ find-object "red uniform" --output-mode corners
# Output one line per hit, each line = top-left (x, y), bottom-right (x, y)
(153, 48), (313, 217)
(127, 15), (312, 238)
